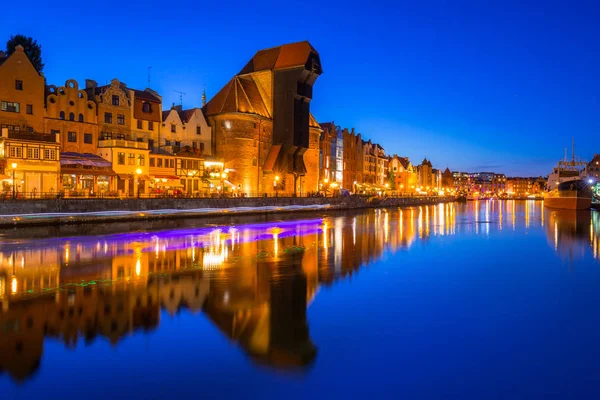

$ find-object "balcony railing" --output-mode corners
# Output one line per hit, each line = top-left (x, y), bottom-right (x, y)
(98, 139), (149, 149)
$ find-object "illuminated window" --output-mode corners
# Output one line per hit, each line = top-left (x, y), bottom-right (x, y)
(9, 146), (23, 158)
(150, 157), (155, 167)
(128, 153), (135, 165)
(67, 132), (77, 142)
(118, 152), (125, 165)
(27, 147), (40, 159)
(137, 154), (145, 166)
(44, 149), (56, 160)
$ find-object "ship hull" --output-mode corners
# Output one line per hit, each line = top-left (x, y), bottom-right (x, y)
(544, 196), (592, 210)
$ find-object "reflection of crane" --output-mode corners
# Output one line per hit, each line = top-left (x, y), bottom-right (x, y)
(173, 90), (186, 107)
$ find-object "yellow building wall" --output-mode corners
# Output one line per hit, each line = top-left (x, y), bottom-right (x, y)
(45, 79), (98, 153)
(0, 46), (45, 132)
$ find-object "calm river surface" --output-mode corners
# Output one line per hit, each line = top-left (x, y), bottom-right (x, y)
(1, 201), (599, 399)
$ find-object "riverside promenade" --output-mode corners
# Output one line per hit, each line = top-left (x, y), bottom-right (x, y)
(0, 195), (456, 227)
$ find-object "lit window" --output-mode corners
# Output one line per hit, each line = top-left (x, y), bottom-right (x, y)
(118, 152), (125, 165)
(128, 153), (135, 165)
(2, 101), (20, 113)
(44, 149), (56, 160)
(27, 147), (40, 159)
(137, 154), (145, 166)
(68, 132), (77, 142)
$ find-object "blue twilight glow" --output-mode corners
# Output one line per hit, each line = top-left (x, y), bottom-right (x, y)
(1, 1), (599, 175)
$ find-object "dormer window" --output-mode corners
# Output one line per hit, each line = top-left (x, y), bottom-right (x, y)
(142, 102), (152, 113)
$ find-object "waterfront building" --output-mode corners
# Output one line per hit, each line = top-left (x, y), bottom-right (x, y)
(148, 151), (180, 195)
(388, 155), (417, 194)
(0, 46), (60, 197)
(0, 129), (60, 197)
(45, 79), (98, 154)
(491, 173), (506, 194)
(204, 41), (323, 196)
(161, 105), (212, 156)
(0, 46), (45, 133)
(442, 168), (454, 189)
(417, 158), (433, 192)
(342, 128), (363, 192)
(586, 154), (600, 179)
(129, 88), (162, 146)
(86, 79), (150, 196)
(318, 121), (344, 191)
(506, 177), (534, 197)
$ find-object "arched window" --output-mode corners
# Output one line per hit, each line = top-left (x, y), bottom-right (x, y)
(69, 112), (75, 121)
(78, 114), (84, 122)
(59, 111), (65, 120)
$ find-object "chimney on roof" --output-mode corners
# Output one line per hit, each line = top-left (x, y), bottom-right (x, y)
(86, 79), (98, 90)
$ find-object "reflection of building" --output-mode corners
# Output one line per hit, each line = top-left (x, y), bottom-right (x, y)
(0, 207), (466, 382)
(545, 208), (599, 262)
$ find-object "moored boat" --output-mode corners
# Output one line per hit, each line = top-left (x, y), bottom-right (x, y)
(544, 179), (592, 210)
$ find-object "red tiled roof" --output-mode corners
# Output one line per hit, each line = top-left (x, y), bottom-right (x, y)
(161, 110), (170, 121)
(204, 76), (270, 118)
(239, 41), (319, 74)
(134, 89), (160, 102)
(179, 109), (195, 123)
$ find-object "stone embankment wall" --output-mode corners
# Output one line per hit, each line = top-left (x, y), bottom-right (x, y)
(0, 196), (456, 227)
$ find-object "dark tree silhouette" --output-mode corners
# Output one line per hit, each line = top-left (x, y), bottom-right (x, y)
(6, 34), (44, 73)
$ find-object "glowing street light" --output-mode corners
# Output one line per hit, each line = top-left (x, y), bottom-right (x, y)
(274, 175), (280, 197)
(136, 168), (142, 198)
(11, 162), (17, 199)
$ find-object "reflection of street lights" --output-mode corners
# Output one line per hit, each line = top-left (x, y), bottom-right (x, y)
(274, 175), (280, 197)
(11, 163), (17, 199)
(353, 180), (357, 194)
(136, 168), (142, 198)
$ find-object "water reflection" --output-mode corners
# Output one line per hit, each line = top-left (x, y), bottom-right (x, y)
(0, 201), (598, 382)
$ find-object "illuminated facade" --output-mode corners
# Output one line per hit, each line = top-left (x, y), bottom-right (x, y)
(205, 41), (323, 196)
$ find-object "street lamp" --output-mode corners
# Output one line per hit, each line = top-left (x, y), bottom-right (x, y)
(274, 175), (280, 197)
(136, 168), (142, 198)
(11, 163), (17, 199)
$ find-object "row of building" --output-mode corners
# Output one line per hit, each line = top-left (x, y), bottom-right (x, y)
(1, 40), (455, 198)
(0, 39), (559, 199)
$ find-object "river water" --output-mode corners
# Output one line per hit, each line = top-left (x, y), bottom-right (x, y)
(0, 201), (599, 399)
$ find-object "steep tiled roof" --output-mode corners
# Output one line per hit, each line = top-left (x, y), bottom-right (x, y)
(204, 76), (270, 118)
(179, 109), (196, 123)
(309, 113), (321, 129)
(239, 41), (320, 74)
(134, 89), (160, 102)
(161, 110), (170, 121)
(319, 122), (333, 131)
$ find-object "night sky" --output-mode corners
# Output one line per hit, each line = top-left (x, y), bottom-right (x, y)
(3, 0), (599, 176)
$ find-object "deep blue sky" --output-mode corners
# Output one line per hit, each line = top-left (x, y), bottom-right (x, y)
(3, 0), (599, 176)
